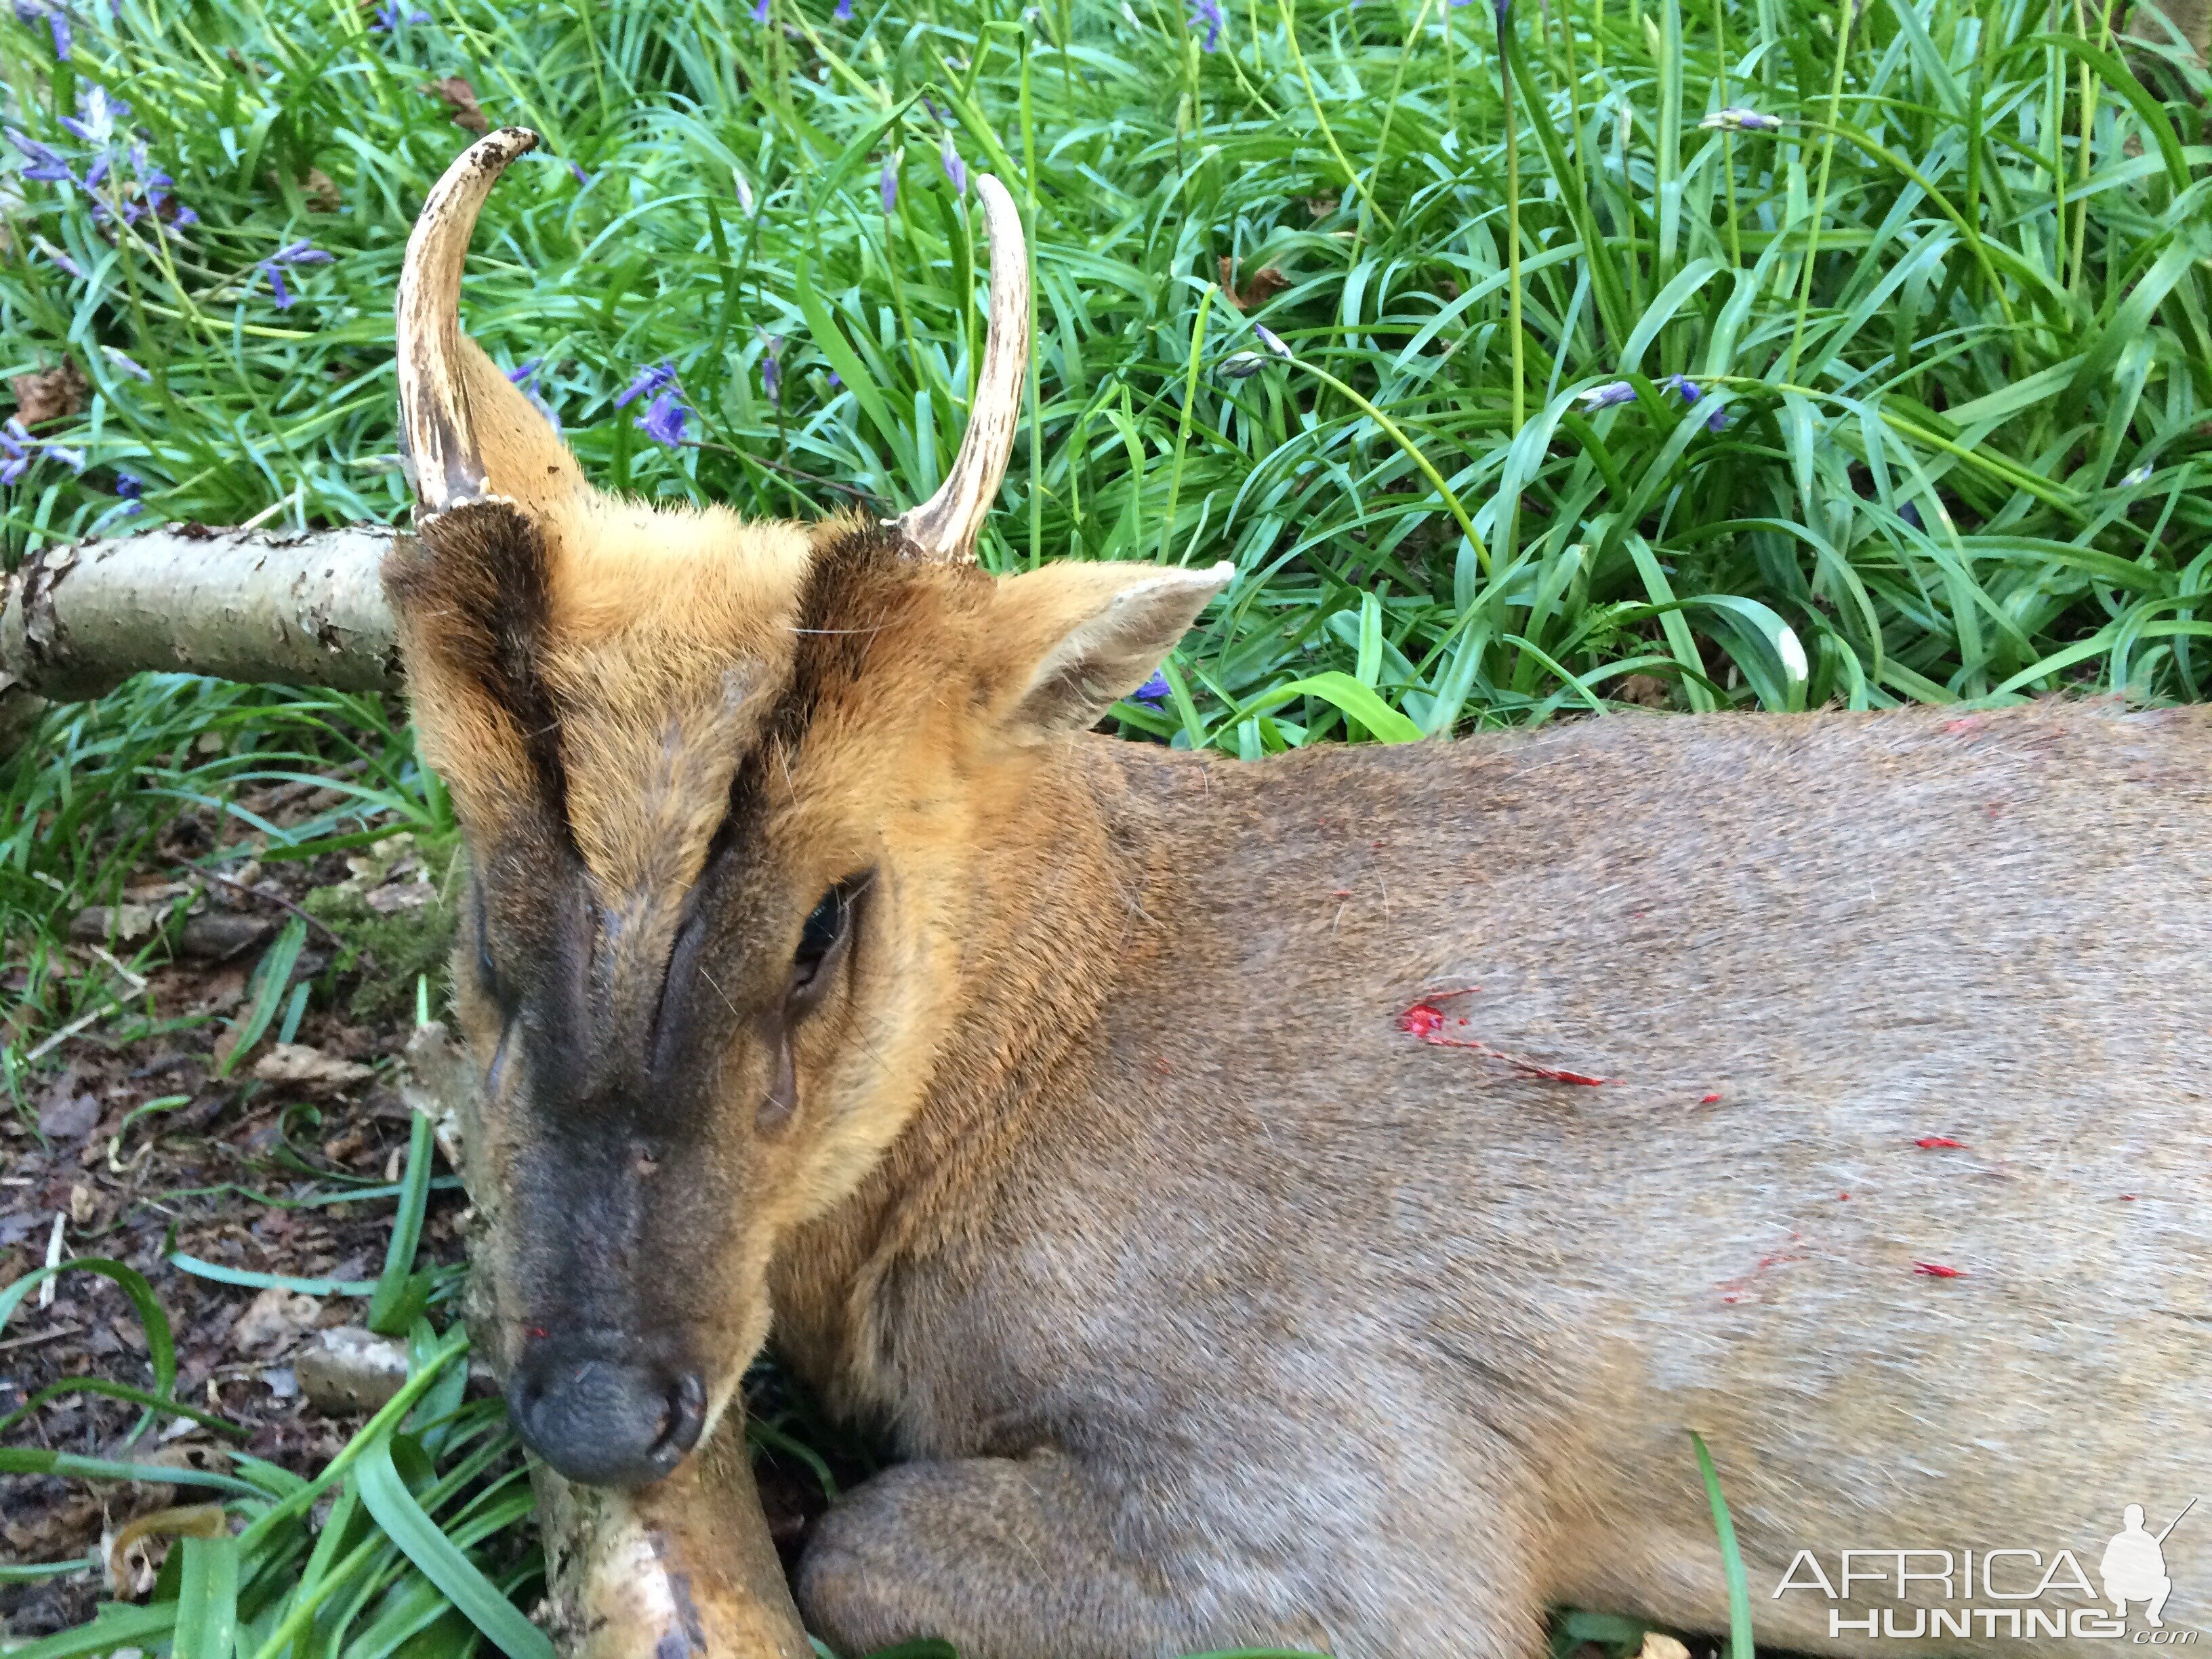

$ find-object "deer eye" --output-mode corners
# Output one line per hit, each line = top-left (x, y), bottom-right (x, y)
(790, 878), (861, 999)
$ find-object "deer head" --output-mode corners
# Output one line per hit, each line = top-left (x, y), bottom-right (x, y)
(384, 130), (1232, 1488)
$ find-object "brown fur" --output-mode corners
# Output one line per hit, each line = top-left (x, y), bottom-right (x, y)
(390, 456), (2212, 1659)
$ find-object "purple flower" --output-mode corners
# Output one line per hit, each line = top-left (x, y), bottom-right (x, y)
(1658, 373), (1700, 402)
(1701, 106), (1781, 131)
(507, 358), (563, 432)
(1185, 0), (1222, 48)
(103, 346), (150, 381)
(1493, 0), (1509, 30)
(140, 164), (195, 225)
(752, 0), (769, 20)
(1576, 380), (1635, 411)
(34, 236), (83, 278)
(634, 387), (690, 447)
(2121, 463), (2152, 487)
(1254, 323), (1292, 361)
(835, 0), (852, 17)
(12, 0), (69, 56)
(615, 360), (678, 409)
(370, 1), (430, 26)
(58, 83), (125, 144)
(0, 420), (28, 487)
(567, 159), (590, 186)
(879, 154), (899, 214)
(1217, 352), (1269, 379)
(114, 470), (144, 499)
(257, 240), (333, 308)
(760, 333), (785, 404)
(939, 132), (966, 195)
(1130, 670), (1172, 707)
(44, 443), (86, 474)
(8, 129), (76, 184)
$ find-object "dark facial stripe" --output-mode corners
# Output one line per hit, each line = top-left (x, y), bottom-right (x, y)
(388, 499), (570, 827)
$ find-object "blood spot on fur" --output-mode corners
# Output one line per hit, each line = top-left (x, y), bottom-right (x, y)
(1914, 1136), (1967, 1149)
(1700, 1091), (1722, 1104)
(1397, 995), (1607, 1084)
(1912, 1261), (1965, 1278)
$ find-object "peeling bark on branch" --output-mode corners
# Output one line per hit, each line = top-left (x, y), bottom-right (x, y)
(1, 523), (400, 703)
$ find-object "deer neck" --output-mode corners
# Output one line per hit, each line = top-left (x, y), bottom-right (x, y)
(764, 735), (1204, 1425)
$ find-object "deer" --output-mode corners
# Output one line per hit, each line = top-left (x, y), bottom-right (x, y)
(384, 129), (2212, 1659)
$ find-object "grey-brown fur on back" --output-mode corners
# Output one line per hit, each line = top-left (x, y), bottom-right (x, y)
(782, 700), (2212, 1658)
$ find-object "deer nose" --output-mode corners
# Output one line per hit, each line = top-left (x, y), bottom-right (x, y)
(507, 1343), (705, 1488)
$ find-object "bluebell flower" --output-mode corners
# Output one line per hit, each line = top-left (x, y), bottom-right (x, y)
(1576, 380), (1635, 411)
(140, 164), (196, 224)
(880, 154), (899, 214)
(2121, 463), (2152, 487)
(752, 0), (769, 21)
(8, 129), (76, 185)
(1217, 352), (1269, 379)
(1254, 323), (1293, 361)
(1898, 501), (1923, 531)
(635, 387), (690, 447)
(1700, 106), (1782, 131)
(1130, 669), (1172, 707)
(59, 83), (125, 145)
(615, 360), (678, 409)
(371, 0), (430, 26)
(1185, 0), (1222, 49)
(43, 443), (86, 474)
(1492, 0), (1509, 29)
(33, 236), (83, 278)
(760, 333), (785, 405)
(0, 420), (29, 487)
(13, 0), (70, 57)
(1658, 373), (1700, 402)
(835, 0), (853, 18)
(939, 132), (966, 195)
(103, 346), (150, 381)
(257, 240), (333, 308)
(506, 358), (563, 433)
(114, 470), (144, 499)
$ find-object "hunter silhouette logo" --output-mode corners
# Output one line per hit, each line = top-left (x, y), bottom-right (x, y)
(2104, 1501), (2196, 1628)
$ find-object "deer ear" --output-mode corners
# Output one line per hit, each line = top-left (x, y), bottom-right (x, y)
(991, 561), (1234, 736)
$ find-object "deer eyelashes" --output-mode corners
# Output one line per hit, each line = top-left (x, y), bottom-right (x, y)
(787, 874), (867, 1015)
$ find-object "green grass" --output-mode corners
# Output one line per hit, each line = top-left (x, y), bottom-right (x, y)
(2, 0), (2209, 1647)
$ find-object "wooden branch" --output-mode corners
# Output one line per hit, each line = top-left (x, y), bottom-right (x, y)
(1, 523), (400, 703)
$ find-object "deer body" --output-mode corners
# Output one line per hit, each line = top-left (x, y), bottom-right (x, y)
(382, 133), (2210, 1659)
(775, 706), (2212, 1658)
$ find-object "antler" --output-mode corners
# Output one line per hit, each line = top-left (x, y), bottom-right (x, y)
(396, 127), (583, 518)
(893, 174), (1031, 563)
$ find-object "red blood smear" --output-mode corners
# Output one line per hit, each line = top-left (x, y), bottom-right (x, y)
(1399, 1002), (1446, 1038)
(1397, 1000), (1607, 1084)
(1838, 1192), (1850, 1201)
(1912, 1262), (1965, 1278)
(1915, 1136), (1967, 1149)
(526, 1325), (550, 1339)
(1700, 1092), (1723, 1104)
(1942, 716), (1986, 734)
(2120, 1194), (2137, 1202)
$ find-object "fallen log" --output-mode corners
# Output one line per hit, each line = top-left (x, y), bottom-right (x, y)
(1, 523), (398, 703)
